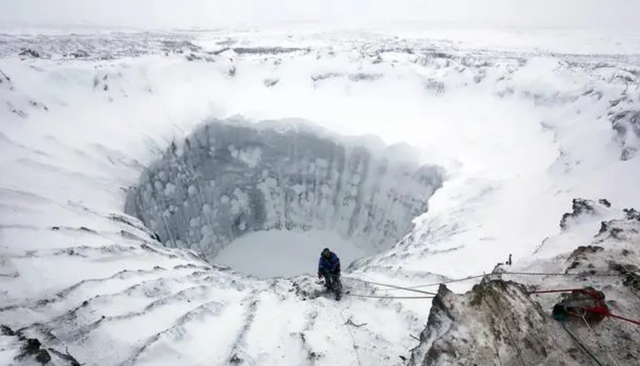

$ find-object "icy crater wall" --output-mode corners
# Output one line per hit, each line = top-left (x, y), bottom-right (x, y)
(124, 119), (443, 260)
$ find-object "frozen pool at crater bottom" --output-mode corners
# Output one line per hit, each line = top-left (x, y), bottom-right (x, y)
(214, 230), (368, 278)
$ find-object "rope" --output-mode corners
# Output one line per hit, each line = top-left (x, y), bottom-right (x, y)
(340, 272), (632, 366)
(346, 293), (434, 300)
(578, 313), (619, 366)
(0, 68), (10, 81)
(484, 291), (527, 366)
(381, 271), (621, 292)
(608, 313), (640, 327)
(559, 322), (606, 366)
(351, 278), (438, 296)
(504, 271), (620, 277)
(529, 288), (588, 295)
(341, 274), (634, 365)
(339, 300), (362, 366)
(374, 274), (487, 291)
(346, 273), (640, 326)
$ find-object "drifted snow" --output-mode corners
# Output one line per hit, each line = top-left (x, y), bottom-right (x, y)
(1, 30), (640, 366)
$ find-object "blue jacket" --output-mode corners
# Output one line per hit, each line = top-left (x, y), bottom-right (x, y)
(318, 252), (340, 273)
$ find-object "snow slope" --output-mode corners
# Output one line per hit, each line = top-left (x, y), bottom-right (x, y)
(1, 29), (640, 365)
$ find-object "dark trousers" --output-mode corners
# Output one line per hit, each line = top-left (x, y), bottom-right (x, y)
(319, 269), (341, 292)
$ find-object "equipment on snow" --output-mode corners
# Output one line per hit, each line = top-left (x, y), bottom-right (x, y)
(550, 287), (608, 324)
(532, 286), (640, 327)
(316, 276), (343, 300)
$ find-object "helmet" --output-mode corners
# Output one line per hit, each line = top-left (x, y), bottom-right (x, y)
(321, 248), (331, 257)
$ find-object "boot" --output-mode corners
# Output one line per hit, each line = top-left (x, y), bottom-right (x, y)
(323, 279), (332, 292)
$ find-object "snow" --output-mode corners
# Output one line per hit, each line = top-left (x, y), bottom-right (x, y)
(124, 117), (442, 261)
(216, 230), (366, 278)
(0, 335), (20, 365)
(1, 21), (640, 366)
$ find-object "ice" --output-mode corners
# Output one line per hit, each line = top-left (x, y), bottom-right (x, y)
(215, 230), (366, 278)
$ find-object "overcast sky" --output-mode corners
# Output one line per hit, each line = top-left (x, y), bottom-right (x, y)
(1, 0), (639, 30)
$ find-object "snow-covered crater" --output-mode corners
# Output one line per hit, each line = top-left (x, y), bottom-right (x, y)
(4, 29), (640, 366)
(124, 118), (443, 273)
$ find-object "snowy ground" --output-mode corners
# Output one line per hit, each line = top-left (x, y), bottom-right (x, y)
(217, 230), (366, 278)
(1, 23), (640, 366)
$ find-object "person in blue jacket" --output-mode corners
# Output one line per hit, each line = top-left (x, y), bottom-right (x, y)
(318, 248), (341, 299)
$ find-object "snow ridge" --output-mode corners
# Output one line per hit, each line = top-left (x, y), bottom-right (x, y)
(0, 232), (421, 366)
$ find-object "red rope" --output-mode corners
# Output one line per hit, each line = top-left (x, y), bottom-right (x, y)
(608, 313), (640, 326)
(529, 288), (585, 294)
(531, 287), (640, 327)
